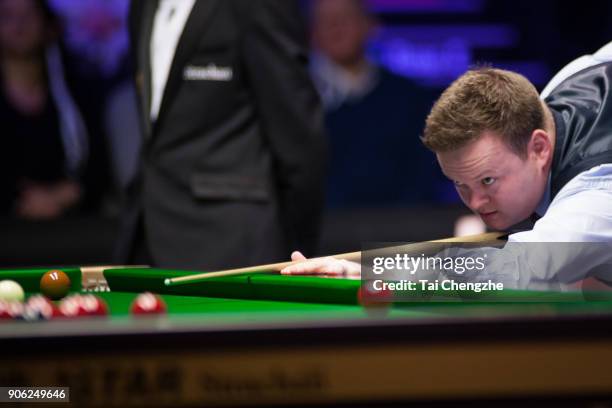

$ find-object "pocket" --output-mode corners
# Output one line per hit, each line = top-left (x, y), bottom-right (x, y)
(190, 173), (270, 202)
(183, 64), (233, 82)
(186, 45), (234, 76)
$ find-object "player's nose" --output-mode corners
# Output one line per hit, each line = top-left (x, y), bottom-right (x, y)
(468, 192), (491, 212)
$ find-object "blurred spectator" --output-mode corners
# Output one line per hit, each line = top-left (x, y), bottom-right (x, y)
(310, 0), (447, 208)
(47, 0), (130, 82)
(44, 1), (141, 202)
(0, 0), (109, 220)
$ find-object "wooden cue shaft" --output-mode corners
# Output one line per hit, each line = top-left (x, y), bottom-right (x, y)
(164, 231), (505, 286)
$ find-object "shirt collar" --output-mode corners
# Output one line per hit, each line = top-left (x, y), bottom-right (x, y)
(310, 54), (379, 110)
(535, 172), (552, 217)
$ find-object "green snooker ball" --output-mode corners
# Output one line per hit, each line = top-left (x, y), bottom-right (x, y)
(0, 280), (25, 302)
(40, 270), (71, 300)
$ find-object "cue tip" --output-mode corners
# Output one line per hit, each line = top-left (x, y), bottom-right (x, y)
(164, 278), (172, 286)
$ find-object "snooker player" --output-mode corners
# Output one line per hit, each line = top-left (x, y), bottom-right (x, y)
(282, 42), (612, 287)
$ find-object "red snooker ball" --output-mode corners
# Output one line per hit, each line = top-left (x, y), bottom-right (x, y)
(0, 300), (24, 320)
(40, 270), (71, 300)
(357, 282), (393, 307)
(58, 295), (84, 318)
(130, 292), (167, 316)
(0, 301), (9, 320)
(77, 295), (109, 316)
(59, 294), (108, 318)
(23, 295), (61, 321)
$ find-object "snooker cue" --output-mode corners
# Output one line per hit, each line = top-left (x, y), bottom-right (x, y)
(164, 231), (506, 286)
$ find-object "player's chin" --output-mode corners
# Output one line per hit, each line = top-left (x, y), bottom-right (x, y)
(479, 213), (512, 230)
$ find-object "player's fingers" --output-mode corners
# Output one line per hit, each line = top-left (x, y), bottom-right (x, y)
(318, 262), (346, 276)
(290, 251), (307, 262)
(281, 257), (327, 274)
(281, 260), (325, 275)
(282, 258), (345, 276)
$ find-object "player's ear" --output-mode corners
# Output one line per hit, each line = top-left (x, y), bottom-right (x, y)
(529, 130), (553, 162)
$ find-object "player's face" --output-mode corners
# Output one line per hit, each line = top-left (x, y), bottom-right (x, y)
(311, 0), (371, 66)
(437, 132), (552, 230)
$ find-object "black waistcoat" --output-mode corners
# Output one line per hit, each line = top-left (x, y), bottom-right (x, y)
(546, 62), (612, 199)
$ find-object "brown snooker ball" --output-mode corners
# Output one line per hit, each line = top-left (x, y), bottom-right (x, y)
(40, 270), (71, 300)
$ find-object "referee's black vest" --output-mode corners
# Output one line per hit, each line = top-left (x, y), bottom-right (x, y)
(545, 61), (612, 199)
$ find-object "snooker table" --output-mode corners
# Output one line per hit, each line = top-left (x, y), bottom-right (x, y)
(2, 265), (612, 407)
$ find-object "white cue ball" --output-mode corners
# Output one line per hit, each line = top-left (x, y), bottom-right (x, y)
(454, 214), (487, 237)
(0, 280), (25, 302)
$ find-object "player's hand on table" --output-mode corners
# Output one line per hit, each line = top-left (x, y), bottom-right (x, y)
(281, 251), (361, 279)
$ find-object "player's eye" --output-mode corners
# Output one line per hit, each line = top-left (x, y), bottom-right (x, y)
(481, 177), (496, 186)
(453, 180), (464, 187)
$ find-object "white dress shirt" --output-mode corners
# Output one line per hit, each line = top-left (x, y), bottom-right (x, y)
(149, 0), (196, 121)
(310, 54), (379, 111)
(510, 40), (612, 246)
(483, 43), (612, 288)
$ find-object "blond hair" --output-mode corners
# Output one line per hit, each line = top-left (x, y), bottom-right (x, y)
(422, 68), (544, 157)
